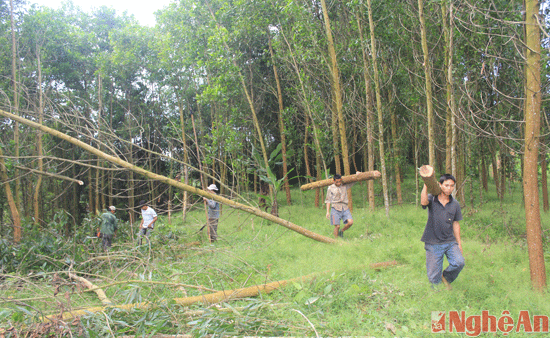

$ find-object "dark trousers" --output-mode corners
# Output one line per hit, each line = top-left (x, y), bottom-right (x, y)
(102, 234), (113, 250)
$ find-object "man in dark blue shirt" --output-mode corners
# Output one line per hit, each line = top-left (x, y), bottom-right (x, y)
(421, 174), (464, 288)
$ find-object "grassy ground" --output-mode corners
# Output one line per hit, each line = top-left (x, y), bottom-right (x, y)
(1, 178), (550, 336)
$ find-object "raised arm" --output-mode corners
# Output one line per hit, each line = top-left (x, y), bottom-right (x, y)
(421, 184), (429, 206)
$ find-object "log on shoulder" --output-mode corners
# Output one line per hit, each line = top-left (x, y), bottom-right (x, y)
(419, 165), (441, 196)
(300, 170), (382, 191)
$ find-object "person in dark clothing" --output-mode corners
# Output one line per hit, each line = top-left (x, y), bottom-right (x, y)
(100, 206), (118, 251)
(420, 174), (464, 289)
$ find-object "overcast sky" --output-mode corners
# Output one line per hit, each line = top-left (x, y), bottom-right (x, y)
(29, 0), (175, 26)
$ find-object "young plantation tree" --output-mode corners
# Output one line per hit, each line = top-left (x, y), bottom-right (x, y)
(522, 0), (546, 292)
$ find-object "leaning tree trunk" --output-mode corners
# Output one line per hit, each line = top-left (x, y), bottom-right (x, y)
(367, 0), (389, 217)
(523, 0), (546, 292)
(0, 109), (338, 245)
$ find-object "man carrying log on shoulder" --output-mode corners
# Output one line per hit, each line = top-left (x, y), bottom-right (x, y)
(420, 173), (464, 289)
(325, 172), (360, 239)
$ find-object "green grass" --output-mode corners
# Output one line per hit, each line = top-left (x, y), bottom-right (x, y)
(1, 179), (550, 336)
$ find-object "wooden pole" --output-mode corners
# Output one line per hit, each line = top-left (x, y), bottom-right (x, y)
(300, 171), (381, 191)
(0, 109), (337, 244)
(419, 165), (441, 195)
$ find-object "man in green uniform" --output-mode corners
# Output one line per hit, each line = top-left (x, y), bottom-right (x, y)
(100, 206), (118, 251)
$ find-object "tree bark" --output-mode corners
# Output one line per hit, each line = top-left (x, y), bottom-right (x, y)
(542, 151), (548, 212)
(33, 47), (44, 226)
(177, 96), (189, 223)
(389, 88), (402, 205)
(268, 33), (291, 206)
(0, 109), (337, 244)
(301, 171), (381, 191)
(0, 146), (21, 242)
(320, 0), (351, 209)
(356, 13), (376, 211)
(10, 0), (21, 216)
(523, 0), (546, 292)
(367, 0), (390, 217)
(481, 154), (488, 192)
(491, 147), (500, 198)
(418, 0), (436, 167)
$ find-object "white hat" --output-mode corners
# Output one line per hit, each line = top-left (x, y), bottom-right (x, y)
(207, 184), (218, 191)
(109, 206), (116, 211)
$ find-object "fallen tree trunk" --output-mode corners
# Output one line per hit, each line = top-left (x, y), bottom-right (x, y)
(419, 165), (441, 195)
(43, 273), (315, 322)
(68, 272), (111, 305)
(0, 109), (336, 244)
(300, 170), (381, 191)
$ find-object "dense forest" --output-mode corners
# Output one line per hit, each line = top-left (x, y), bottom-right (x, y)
(1, 0), (550, 335)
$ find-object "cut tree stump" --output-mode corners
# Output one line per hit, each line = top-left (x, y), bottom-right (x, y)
(300, 171), (382, 191)
(419, 165), (441, 196)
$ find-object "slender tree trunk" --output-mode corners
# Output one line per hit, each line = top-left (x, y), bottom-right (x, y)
(0, 146), (21, 242)
(33, 48), (44, 226)
(268, 33), (291, 205)
(481, 154), (488, 192)
(523, 0), (546, 292)
(442, 2), (452, 174)
(10, 0), (21, 216)
(418, 0), (436, 167)
(390, 95), (402, 205)
(303, 114), (316, 207)
(331, 105), (341, 174)
(491, 147), (500, 198)
(126, 98), (135, 227)
(356, 13), (376, 212)
(177, 96), (189, 222)
(320, 0), (351, 209)
(367, 0), (390, 216)
(316, 149), (323, 207)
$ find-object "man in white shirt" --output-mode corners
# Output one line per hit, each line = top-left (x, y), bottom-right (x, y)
(138, 200), (157, 245)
